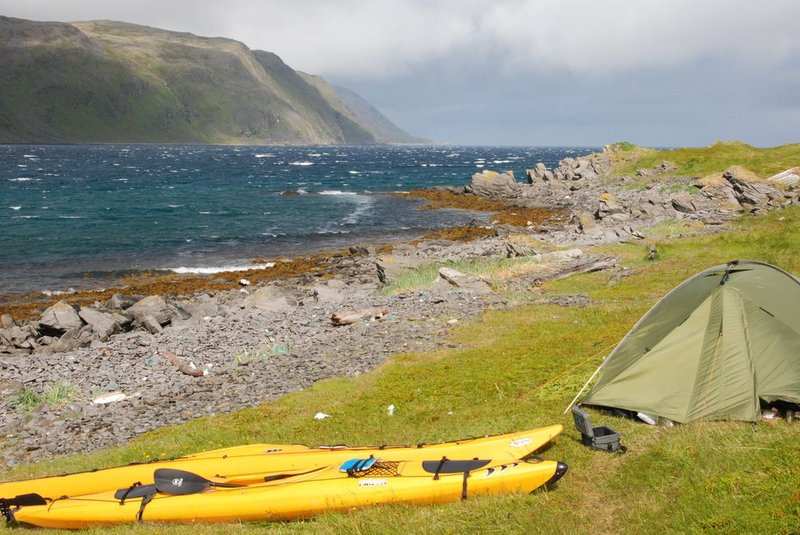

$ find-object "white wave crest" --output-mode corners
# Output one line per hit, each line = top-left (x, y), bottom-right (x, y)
(289, 161), (314, 166)
(168, 263), (276, 275)
(42, 288), (78, 297)
(319, 190), (357, 196)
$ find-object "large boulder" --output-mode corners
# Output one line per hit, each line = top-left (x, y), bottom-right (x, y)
(596, 192), (626, 219)
(465, 170), (518, 199)
(671, 194), (697, 213)
(723, 167), (781, 208)
(46, 325), (95, 353)
(527, 163), (553, 183)
(574, 159), (599, 181)
(127, 296), (174, 326)
(174, 294), (221, 321)
(696, 173), (744, 210)
(78, 307), (126, 341)
(375, 253), (426, 286)
(0, 314), (14, 329)
(576, 212), (598, 233)
(245, 286), (298, 311)
(106, 293), (141, 310)
(768, 167), (800, 187)
(39, 301), (83, 334)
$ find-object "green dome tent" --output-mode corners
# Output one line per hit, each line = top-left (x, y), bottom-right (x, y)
(579, 260), (800, 423)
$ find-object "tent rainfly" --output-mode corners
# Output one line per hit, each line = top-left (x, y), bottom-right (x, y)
(579, 260), (800, 423)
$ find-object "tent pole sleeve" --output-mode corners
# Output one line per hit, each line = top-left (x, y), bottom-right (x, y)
(563, 362), (605, 414)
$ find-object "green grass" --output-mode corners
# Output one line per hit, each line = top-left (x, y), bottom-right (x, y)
(613, 141), (800, 178)
(9, 389), (44, 412)
(2, 207), (799, 533)
(9, 383), (78, 412)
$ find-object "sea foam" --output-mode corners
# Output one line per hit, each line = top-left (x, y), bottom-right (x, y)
(168, 263), (276, 275)
(319, 190), (357, 196)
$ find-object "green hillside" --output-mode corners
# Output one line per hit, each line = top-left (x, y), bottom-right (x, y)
(0, 17), (418, 145)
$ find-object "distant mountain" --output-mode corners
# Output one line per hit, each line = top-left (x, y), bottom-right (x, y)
(0, 16), (423, 145)
(300, 74), (428, 144)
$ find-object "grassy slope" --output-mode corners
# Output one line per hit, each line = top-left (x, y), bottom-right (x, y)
(2, 206), (799, 534)
(0, 18), (206, 143)
(611, 141), (800, 178)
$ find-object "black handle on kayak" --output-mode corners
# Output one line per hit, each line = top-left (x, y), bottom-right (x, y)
(1, 493), (49, 521)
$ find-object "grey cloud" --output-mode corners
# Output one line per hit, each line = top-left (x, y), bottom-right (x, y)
(0, 0), (797, 146)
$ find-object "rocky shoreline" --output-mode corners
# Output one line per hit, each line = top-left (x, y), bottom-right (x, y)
(1, 145), (797, 467)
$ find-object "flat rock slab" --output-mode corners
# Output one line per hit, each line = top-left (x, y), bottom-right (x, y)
(245, 286), (298, 311)
(436, 267), (493, 294)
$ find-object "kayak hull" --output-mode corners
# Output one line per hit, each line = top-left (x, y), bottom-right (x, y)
(1, 425), (562, 500)
(12, 458), (567, 528)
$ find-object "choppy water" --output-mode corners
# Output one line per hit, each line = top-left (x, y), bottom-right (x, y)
(1, 144), (595, 295)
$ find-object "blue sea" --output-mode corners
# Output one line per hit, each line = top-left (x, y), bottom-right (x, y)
(1, 145), (595, 296)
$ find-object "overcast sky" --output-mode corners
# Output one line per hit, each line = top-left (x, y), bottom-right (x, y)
(2, 0), (798, 147)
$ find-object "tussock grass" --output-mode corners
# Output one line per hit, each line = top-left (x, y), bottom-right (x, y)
(2, 207), (799, 534)
(613, 141), (800, 178)
(9, 382), (79, 412)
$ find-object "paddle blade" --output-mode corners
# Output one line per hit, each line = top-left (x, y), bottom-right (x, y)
(154, 468), (212, 495)
(154, 468), (244, 495)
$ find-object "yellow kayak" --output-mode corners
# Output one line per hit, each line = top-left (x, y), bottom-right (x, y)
(10, 457), (568, 528)
(0, 425), (562, 502)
